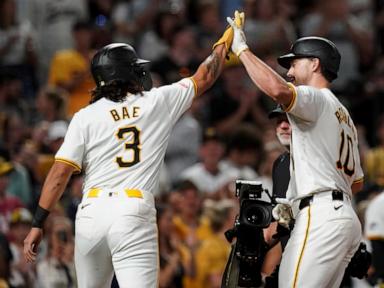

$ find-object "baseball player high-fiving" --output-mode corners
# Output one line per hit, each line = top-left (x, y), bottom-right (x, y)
(22, 16), (240, 287)
(227, 11), (364, 288)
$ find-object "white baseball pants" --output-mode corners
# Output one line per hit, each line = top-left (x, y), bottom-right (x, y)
(279, 191), (361, 288)
(74, 189), (158, 288)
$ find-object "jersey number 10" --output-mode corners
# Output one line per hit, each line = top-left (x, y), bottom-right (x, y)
(336, 129), (355, 176)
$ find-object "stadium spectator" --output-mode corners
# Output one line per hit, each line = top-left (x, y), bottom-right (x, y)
(0, 231), (12, 287)
(34, 86), (68, 124)
(0, 157), (23, 233)
(364, 114), (384, 188)
(165, 99), (202, 186)
(3, 147), (33, 209)
(193, 198), (237, 288)
(207, 65), (268, 135)
(0, 73), (31, 123)
(150, 25), (200, 85)
(299, 0), (374, 92)
(0, 0), (37, 99)
(179, 128), (230, 198)
(243, 0), (296, 59)
(7, 208), (36, 287)
(220, 124), (261, 182)
(138, 9), (181, 62)
(27, 0), (88, 83)
(171, 181), (213, 288)
(111, 0), (163, 44)
(36, 216), (76, 288)
(157, 203), (191, 288)
(48, 20), (95, 117)
(194, 1), (223, 60)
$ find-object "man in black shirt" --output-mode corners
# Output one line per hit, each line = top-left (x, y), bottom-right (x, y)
(269, 106), (291, 199)
(263, 106), (291, 287)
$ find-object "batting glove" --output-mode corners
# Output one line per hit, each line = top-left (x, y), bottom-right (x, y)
(272, 198), (294, 230)
(212, 10), (243, 53)
(226, 10), (249, 57)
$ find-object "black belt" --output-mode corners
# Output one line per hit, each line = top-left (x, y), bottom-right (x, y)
(299, 190), (344, 210)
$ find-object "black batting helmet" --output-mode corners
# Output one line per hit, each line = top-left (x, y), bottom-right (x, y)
(277, 37), (341, 81)
(91, 43), (152, 90)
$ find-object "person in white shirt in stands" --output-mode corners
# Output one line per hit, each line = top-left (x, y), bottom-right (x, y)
(179, 128), (230, 198)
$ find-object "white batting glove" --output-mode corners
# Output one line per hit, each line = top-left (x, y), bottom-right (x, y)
(226, 10), (249, 57)
(272, 198), (294, 230)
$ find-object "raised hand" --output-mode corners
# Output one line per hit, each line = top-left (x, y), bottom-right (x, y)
(226, 10), (249, 56)
(213, 10), (244, 54)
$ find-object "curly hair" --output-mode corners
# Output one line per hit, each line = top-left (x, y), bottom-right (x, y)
(90, 80), (143, 104)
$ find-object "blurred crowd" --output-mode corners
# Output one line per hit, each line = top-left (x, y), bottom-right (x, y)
(0, 0), (384, 287)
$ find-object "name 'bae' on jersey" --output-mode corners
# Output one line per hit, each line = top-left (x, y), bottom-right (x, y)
(109, 106), (140, 122)
(334, 107), (353, 130)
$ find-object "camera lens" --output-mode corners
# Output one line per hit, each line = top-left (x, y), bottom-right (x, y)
(245, 207), (264, 225)
(240, 201), (272, 228)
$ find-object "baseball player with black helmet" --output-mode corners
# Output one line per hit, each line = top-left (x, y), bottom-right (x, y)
(227, 11), (364, 288)
(23, 16), (241, 287)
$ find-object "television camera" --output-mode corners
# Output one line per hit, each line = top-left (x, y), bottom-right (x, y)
(222, 180), (275, 288)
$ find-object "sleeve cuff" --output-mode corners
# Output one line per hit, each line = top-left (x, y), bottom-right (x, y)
(189, 77), (198, 98)
(284, 82), (297, 112)
(353, 177), (364, 184)
(367, 235), (384, 241)
(55, 158), (81, 174)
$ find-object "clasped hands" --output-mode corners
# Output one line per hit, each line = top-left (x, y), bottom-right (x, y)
(212, 10), (249, 57)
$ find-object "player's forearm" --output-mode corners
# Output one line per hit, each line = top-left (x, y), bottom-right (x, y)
(239, 50), (292, 106)
(38, 162), (74, 210)
(191, 45), (226, 98)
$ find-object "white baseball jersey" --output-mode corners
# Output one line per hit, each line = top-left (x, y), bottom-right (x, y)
(365, 192), (384, 240)
(285, 83), (364, 201)
(55, 78), (196, 193)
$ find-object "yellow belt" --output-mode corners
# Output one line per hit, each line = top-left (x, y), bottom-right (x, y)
(86, 188), (143, 199)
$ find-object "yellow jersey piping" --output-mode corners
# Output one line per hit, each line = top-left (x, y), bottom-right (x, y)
(189, 77), (198, 98)
(285, 82), (297, 112)
(292, 206), (311, 288)
(55, 158), (81, 173)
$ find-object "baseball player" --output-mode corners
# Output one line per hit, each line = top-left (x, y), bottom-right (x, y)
(227, 11), (364, 288)
(23, 20), (238, 287)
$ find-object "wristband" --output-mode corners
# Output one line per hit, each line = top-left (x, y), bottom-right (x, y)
(31, 205), (50, 228)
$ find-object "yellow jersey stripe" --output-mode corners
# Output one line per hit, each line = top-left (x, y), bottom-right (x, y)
(55, 158), (81, 172)
(367, 235), (384, 241)
(353, 177), (364, 184)
(292, 206), (311, 288)
(189, 77), (198, 98)
(285, 82), (297, 112)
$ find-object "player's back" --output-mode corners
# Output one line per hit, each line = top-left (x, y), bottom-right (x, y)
(56, 78), (196, 194)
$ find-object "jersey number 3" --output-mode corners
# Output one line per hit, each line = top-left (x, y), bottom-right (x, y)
(336, 129), (355, 176)
(116, 126), (141, 167)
